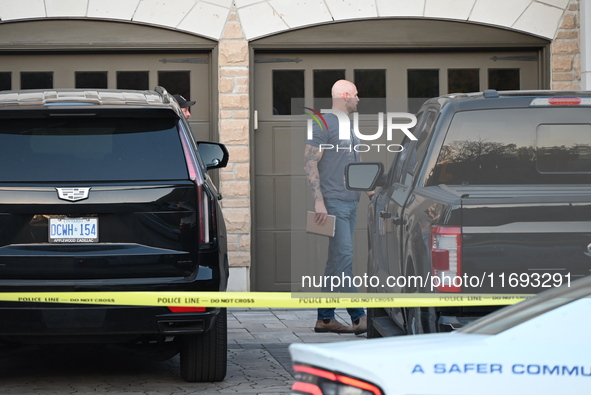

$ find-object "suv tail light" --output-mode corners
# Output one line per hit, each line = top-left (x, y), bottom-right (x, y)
(179, 129), (216, 247)
(167, 306), (206, 313)
(431, 226), (462, 292)
(197, 184), (211, 244)
(292, 364), (383, 395)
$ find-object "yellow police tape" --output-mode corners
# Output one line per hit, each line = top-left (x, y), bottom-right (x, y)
(0, 292), (535, 308)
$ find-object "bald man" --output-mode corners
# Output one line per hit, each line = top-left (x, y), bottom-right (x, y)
(304, 80), (367, 335)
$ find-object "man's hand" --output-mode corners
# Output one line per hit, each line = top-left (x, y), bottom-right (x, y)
(314, 199), (328, 225)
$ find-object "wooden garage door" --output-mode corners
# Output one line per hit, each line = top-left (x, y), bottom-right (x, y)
(253, 51), (541, 291)
(0, 53), (211, 141)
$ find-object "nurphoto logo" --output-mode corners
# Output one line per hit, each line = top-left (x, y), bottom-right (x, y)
(303, 107), (328, 131)
(305, 108), (418, 152)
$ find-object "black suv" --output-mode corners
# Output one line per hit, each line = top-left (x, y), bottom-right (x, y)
(0, 87), (229, 382)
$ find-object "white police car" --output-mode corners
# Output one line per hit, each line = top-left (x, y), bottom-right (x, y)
(289, 276), (591, 395)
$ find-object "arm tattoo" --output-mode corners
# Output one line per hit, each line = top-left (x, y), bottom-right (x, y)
(304, 144), (324, 201)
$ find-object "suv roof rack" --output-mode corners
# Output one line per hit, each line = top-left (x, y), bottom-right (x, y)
(0, 88), (177, 108)
(154, 85), (171, 104)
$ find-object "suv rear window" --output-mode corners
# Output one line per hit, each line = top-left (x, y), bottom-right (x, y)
(0, 117), (188, 182)
(428, 107), (591, 185)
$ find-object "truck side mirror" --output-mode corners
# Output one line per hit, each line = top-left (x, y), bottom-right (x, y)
(345, 162), (385, 191)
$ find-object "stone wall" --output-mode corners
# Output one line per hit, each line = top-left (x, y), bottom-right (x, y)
(552, 0), (581, 89)
(218, 7), (251, 290)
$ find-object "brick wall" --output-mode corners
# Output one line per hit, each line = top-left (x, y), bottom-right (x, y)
(552, 0), (581, 90)
(218, 7), (251, 287)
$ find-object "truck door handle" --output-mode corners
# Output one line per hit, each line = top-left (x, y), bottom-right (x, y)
(380, 211), (406, 225)
(392, 217), (406, 226)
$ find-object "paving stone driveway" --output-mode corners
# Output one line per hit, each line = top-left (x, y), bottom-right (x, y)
(0, 308), (366, 395)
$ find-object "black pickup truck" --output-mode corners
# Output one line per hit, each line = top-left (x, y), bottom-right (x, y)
(346, 90), (591, 337)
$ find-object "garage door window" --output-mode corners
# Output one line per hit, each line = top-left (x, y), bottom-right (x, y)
(117, 71), (149, 90)
(313, 69), (345, 109)
(76, 71), (108, 89)
(489, 68), (520, 90)
(272, 70), (304, 115)
(448, 69), (479, 93)
(159, 71), (191, 100)
(408, 69), (439, 113)
(355, 69), (386, 113)
(0, 72), (10, 91)
(21, 72), (53, 89)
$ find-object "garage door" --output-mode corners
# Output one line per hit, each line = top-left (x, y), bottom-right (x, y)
(0, 52), (211, 141)
(254, 50), (541, 291)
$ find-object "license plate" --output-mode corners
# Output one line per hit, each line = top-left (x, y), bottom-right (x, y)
(49, 217), (98, 243)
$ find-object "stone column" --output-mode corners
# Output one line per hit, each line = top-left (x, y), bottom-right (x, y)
(218, 7), (251, 291)
(581, 0), (591, 88)
(551, 0), (581, 90)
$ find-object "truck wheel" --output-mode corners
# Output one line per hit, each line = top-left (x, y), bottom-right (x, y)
(179, 308), (227, 382)
(367, 307), (386, 338)
(406, 307), (424, 335)
(405, 307), (438, 335)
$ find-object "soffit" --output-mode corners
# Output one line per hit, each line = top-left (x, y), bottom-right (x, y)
(251, 19), (550, 50)
(0, 19), (216, 51)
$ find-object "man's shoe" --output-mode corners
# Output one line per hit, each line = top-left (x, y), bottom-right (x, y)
(352, 316), (367, 335)
(314, 319), (355, 333)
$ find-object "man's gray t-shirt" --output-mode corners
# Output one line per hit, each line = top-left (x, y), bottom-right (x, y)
(306, 113), (361, 201)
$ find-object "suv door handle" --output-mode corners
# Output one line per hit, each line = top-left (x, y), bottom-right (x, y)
(379, 211), (391, 219)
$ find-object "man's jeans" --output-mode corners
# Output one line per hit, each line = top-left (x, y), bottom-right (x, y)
(317, 198), (365, 323)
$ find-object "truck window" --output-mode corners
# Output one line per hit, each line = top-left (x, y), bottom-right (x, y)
(427, 108), (591, 185)
(410, 109), (438, 175)
(388, 108), (437, 186)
